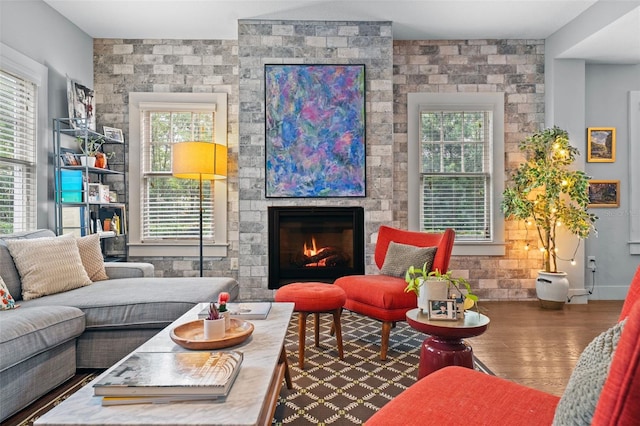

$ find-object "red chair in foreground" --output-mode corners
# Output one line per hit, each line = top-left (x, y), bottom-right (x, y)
(334, 226), (455, 360)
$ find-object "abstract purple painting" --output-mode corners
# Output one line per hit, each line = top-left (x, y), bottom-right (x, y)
(265, 64), (366, 198)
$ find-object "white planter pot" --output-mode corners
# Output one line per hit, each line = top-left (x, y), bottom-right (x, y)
(203, 318), (225, 340)
(417, 278), (449, 313)
(536, 271), (569, 309)
(80, 155), (96, 168)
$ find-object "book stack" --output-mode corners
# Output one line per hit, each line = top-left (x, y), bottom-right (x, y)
(93, 351), (243, 406)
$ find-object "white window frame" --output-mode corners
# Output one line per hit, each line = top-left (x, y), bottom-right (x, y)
(0, 43), (48, 232)
(128, 92), (228, 257)
(408, 92), (505, 256)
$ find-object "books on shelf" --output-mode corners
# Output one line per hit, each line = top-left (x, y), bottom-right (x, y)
(93, 351), (243, 398)
(198, 302), (272, 320)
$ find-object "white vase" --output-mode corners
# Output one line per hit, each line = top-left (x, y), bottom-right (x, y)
(536, 271), (569, 309)
(80, 155), (96, 168)
(220, 311), (231, 330)
(203, 318), (225, 340)
(417, 278), (449, 313)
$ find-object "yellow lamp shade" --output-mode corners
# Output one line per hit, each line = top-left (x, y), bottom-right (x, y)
(172, 142), (227, 180)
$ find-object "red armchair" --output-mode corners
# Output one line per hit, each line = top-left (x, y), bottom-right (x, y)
(366, 264), (640, 426)
(334, 226), (455, 360)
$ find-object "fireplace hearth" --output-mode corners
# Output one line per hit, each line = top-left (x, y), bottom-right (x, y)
(268, 206), (364, 289)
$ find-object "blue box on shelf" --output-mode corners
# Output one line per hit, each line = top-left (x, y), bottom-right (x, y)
(57, 170), (83, 203)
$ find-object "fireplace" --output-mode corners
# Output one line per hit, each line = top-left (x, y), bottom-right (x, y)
(268, 206), (365, 289)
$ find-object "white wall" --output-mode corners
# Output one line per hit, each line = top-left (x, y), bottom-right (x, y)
(585, 64), (640, 299)
(0, 0), (94, 229)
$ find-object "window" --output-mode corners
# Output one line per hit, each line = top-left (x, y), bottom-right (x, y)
(408, 93), (505, 256)
(0, 44), (47, 234)
(128, 93), (228, 257)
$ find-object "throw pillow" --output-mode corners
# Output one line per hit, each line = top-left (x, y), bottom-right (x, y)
(5, 234), (92, 300)
(76, 233), (109, 281)
(380, 241), (437, 278)
(0, 276), (18, 309)
(552, 319), (626, 426)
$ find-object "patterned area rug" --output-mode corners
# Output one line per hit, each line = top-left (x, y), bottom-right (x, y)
(273, 311), (492, 425)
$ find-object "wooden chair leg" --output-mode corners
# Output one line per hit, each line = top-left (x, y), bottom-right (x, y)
(314, 312), (320, 347)
(280, 346), (293, 389)
(332, 308), (344, 359)
(329, 308), (341, 336)
(380, 321), (392, 361)
(298, 312), (308, 369)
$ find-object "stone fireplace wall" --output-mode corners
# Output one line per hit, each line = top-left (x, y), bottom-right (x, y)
(93, 26), (545, 302)
(237, 20), (395, 300)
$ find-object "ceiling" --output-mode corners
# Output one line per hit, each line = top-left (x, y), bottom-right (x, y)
(42, 0), (640, 64)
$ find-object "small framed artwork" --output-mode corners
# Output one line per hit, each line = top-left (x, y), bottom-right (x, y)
(429, 300), (457, 321)
(587, 127), (616, 162)
(103, 126), (124, 142)
(60, 148), (80, 166)
(87, 183), (101, 204)
(588, 180), (620, 208)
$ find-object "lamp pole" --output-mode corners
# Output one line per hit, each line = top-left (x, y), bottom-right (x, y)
(199, 174), (204, 277)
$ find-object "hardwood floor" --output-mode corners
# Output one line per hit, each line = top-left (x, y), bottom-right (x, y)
(467, 300), (624, 396)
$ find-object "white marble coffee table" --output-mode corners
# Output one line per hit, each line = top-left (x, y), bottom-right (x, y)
(35, 302), (294, 426)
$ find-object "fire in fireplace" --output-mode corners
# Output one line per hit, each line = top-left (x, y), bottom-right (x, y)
(268, 206), (364, 289)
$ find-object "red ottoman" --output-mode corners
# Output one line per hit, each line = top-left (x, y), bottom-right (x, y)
(275, 282), (347, 369)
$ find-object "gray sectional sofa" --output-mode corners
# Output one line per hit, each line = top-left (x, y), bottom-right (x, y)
(0, 229), (239, 422)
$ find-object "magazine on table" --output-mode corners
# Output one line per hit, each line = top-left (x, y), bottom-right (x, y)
(198, 302), (272, 320)
(101, 394), (223, 406)
(93, 351), (243, 397)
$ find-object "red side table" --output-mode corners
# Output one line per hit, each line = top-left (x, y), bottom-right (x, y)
(406, 308), (490, 379)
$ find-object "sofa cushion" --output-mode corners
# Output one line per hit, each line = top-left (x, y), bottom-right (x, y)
(380, 241), (437, 278)
(0, 229), (55, 300)
(0, 277), (18, 310)
(19, 277), (239, 330)
(0, 306), (85, 372)
(553, 319), (626, 425)
(5, 234), (91, 300)
(76, 234), (108, 281)
(592, 300), (640, 425)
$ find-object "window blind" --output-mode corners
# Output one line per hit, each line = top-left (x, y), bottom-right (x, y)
(140, 109), (216, 241)
(0, 69), (37, 233)
(420, 110), (492, 241)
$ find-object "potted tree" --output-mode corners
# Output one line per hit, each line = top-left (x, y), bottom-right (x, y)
(501, 126), (597, 308)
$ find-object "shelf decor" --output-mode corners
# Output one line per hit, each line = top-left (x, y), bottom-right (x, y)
(264, 64), (366, 198)
(587, 127), (616, 162)
(66, 78), (96, 130)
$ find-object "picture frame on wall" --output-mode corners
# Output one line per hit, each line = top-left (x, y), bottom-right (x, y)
(67, 77), (96, 130)
(587, 127), (616, 162)
(588, 180), (620, 208)
(264, 64), (366, 198)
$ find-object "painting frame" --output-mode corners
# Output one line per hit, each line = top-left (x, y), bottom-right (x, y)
(103, 126), (124, 142)
(428, 299), (457, 321)
(264, 64), (366, 198)
(587, 127), (616, 163)
(588, 180), (620, 208)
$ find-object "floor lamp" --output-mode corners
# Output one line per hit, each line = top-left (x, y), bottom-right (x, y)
(172, 142), (227, 277)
